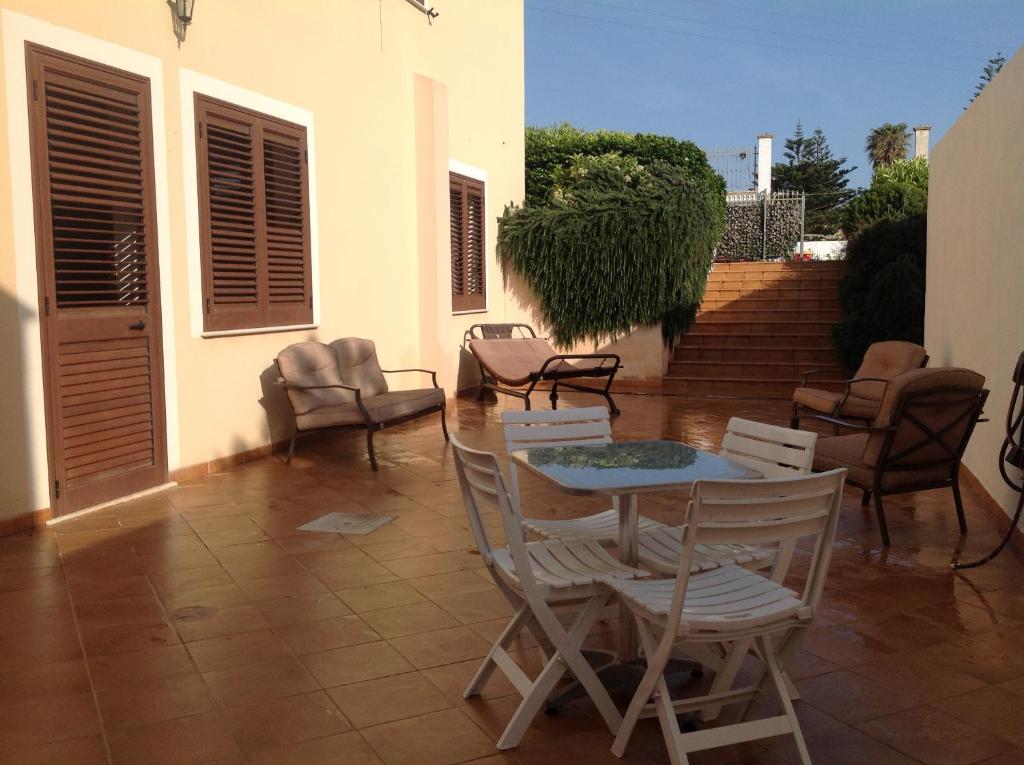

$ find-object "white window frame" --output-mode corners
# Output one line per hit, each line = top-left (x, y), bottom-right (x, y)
(179, 69), (321, 338)
(448, 159), (489, 315)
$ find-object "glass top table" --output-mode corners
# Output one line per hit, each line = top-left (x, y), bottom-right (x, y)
(510, 439), (760, 496)
(510, 439), (761, 663)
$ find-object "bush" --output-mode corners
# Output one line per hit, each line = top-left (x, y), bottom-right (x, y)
(831, 214), (926, 368)
(525, 123), (722, 207)
(841, 157), (928, 237)
(498, 154), (725, 347)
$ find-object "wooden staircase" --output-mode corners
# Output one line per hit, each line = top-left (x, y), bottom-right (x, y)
(664, 261), (848, 398)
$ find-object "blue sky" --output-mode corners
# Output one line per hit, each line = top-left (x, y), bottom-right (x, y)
(525, 0), (1023, 189)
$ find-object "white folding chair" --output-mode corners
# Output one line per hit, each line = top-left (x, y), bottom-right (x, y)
(638, 417), (818, 575)
(608, 469), (846, 765)
(450, 434), (649, 750)
(502, 407), (665, 543)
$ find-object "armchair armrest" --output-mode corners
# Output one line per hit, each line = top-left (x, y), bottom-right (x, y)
(381, 368), (440, 389)
(836, 376), (889, 415)
(808, 413), (894, 433)
(275, 378), (373, 424)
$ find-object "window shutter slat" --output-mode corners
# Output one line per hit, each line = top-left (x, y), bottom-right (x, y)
(449, 172), (486, 312)
(196, 96), (312, 331)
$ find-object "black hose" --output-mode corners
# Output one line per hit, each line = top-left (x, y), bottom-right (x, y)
(952, 384), (1024, 569)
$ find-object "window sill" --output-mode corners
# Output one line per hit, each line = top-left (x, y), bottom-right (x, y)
(201, 324), (318, 338)
(453, 308), (488, 316)
(403, 0), (431, 13)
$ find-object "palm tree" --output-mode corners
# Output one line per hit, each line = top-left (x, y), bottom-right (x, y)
(865, 123), (909, 169)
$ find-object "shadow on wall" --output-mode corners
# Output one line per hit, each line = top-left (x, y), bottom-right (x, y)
(1, 286), (40, 525)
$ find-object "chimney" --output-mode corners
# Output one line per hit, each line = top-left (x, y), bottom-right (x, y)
(756, 133), (773, 194)
(913, 125), (930, 160)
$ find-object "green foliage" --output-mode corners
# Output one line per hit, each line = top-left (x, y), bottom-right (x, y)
(831, 215), (927, 368)
(841, 157), (928, 238)
(971, 52), (1006, 104)
(772, 122), (855, 237)
(865, 122), (909, 168)
(498, 153), (725, 347)
(525, 123), (723, 207)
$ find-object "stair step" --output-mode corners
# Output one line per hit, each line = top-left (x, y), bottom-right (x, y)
(683, 333), (837, 349)
(673, 345), (842, 364)
(697, 309), (842, 323)
(667, 360), (845, 380)
(700, 297), (841, 311)
(662, 376), (845, 399)
(703, 286), (840, 301)
(691, 320), (837, 335)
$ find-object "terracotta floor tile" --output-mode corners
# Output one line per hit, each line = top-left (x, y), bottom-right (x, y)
(97, 674), (215, 730)
(360, 707), (496, 765)
(316, 561), (401, 590)
(149, 565), (234, 595)
(0, 659), (91, 706)
(797, 669), (925, 724)
(107, 711), (240, 765)
(0, 628), (83, 673)
(222, 689), (351, 752)
(848, 649), (987, 702)
(383, 552), (473, 579)
(327, 670), (453, 728)
(89, 645), (197, 689)
(933, 686), (1024, 747)
(236, 571), (327, 602)
(160, 583), (251, 614)
(389, 625), (493, 669)
(912, 598), (1023, 635)
(407, 570), (497, 600)
(80, 619), (182, 656)
(511, 728), (651, 764)
(301, 640), (414, 687)
(275, 613), (381, 655)
(912, 632), (1024, 684)
(172, 603), (270, 642)
(435, 589), (513, 624)
(254, 591), (352, 626)
(463, 694), (602, 749)
(361, 600), (461, 638)
(359, 539), (440, 561)
(335, 580), (427, 613)
(0, 692), (100, 747)
(857, 705), (1016, 764)
(66, 573), (152, 605)
(245, 730), (385, 765)
(183, 625), (291, 673)
(773, 725), (918, 765)
(202, 655), (319, 707)
(0, 735), (108, 765)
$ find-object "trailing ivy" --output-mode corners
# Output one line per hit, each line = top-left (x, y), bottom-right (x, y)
(498, 151), (725, 347)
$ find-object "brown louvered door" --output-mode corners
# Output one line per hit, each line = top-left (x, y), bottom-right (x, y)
(27, 45), (167, 515)
(196, 96), (312, 331)
(449, 172), (486, 312)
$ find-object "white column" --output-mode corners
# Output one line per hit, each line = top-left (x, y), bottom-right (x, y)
(756, 133), (773, 194)
(913, 125), (931, 160)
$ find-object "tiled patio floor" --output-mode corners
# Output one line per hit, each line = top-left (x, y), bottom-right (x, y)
(2, 393), (1024, 764)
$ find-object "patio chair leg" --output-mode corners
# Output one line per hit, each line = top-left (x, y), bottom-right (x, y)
(873, 486), (891, 547)
(549, 383), (559, 410)
(790, 405), (800, 430)
(366, 428), (379, 471)
(951, 470), (968, 534)
(861, 489), (871, 507)
(285, 431), (297, 465)
(439, 406), (450, 442)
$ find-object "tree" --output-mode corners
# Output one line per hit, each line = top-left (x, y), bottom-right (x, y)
(842, 157), (928, 238)
(772, 122), (856, 237)
(865, 122), (909, 169)
(970, 52), (1006, 104)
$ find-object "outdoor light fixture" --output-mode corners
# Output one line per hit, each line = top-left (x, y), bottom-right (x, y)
(168, 0), (196, 45)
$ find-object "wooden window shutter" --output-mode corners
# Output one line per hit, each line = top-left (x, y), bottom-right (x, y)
(195, 95), (312, 331)
(450, 172), (486, 312)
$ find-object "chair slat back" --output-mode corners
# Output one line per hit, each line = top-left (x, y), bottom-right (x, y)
(451, 434), (540, 594)
(502, 407), (612, 510)
(665, 469), (846, 629)
(720, 417), (816, 477)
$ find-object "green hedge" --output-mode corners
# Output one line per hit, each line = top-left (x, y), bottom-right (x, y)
(499, 150), (725, 347)
(842, 157), (928, 238)
(831, 214), (926, 368)
(525, 123), (722, 207)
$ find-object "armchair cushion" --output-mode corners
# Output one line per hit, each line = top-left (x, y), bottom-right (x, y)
(863, 367), (986, 468)
(792, 388), (879, 420)
(277, 342), (349, 415)
(331, 338), (389, 398)
(850, 341), (928, 400)
(295, 388), (444, 431)
(813, 433), (951, 490)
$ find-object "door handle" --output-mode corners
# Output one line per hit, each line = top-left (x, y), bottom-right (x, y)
(129, 320), (146, 331)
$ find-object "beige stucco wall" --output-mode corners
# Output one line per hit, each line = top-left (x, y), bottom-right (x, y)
(0, 0), (525, 523)
(925, 48), (1024, 526)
